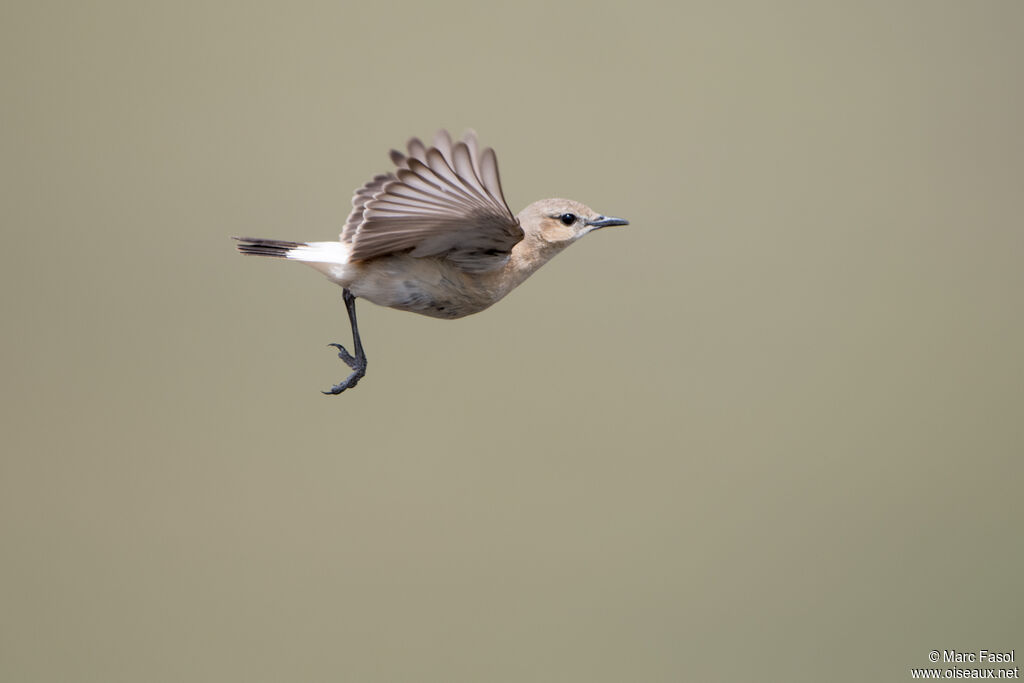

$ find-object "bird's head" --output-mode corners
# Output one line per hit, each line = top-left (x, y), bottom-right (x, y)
(518, 198), (629, 246)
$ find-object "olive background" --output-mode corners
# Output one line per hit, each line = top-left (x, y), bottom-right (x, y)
(2, 2), (1021, 681)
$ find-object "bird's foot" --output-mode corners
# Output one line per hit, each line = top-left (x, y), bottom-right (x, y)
(322, 343), (367, 395)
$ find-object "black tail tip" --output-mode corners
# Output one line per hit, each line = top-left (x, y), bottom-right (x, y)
(233, 236), (303, 258)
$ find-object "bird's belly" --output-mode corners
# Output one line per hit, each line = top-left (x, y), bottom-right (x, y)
(348, 256), (500, 319)
(386, 283), (483, 319)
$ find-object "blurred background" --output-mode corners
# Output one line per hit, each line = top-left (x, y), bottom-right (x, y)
(2, 1), (1021, 681)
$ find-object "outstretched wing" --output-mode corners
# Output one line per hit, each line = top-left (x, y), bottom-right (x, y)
(340, 130), (523, 273)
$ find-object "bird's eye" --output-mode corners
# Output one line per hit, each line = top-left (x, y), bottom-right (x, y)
(559, 213), (577, 226)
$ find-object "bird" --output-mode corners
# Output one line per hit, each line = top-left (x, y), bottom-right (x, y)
(235, 129), (628, 395)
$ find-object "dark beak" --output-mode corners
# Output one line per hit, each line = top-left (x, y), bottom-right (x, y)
(585, 215), (630, 228)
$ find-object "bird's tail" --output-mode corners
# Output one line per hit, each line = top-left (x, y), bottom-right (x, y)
(233, 237), (351, 278)
(234, 237), (305, 258)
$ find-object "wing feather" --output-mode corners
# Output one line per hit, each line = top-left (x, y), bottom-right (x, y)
(340, 173), (394, 244)
(406, 137), (428, 162)
(342, 130), (522, 272)
(432, 129), (453, 160)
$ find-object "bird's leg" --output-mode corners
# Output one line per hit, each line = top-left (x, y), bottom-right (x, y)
(323, 289), (367, 395)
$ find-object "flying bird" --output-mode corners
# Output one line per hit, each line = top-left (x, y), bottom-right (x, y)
(235, 130), (628, 394)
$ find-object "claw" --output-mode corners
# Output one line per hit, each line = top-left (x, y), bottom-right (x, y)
(323, 341), (366, 394)
(322, 366), (365, 395)
(328, 342), (357, 367)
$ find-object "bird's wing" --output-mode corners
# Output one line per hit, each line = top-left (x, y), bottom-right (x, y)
(341, 130), (523, 273)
